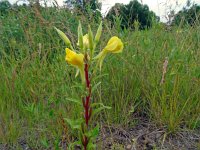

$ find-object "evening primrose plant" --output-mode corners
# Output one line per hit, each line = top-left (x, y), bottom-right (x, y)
(55, 21), (123, 150)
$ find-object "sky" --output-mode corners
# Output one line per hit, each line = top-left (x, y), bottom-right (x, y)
(7, 0), (200, 22)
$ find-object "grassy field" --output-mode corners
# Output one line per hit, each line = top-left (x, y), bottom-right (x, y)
(0, 5), (200, 149)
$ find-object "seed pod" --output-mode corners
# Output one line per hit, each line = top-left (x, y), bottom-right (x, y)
(88, 25), (94, 51)
(94, 21), (102, 44)
(54, 27), (71, 47)
(78, 21), (84, 51)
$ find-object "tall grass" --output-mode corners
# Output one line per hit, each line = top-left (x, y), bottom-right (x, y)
(0, 5), (200, 148)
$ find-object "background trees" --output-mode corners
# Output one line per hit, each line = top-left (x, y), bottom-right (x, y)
(0, 0), (11, 15)
(172, 3), (200, 26)
(64, 0), (102, 20)
(106, 0), (158, 30)
(64, 0), (101, 12)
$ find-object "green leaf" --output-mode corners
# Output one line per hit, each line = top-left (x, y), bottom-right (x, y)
(85, 124), (99, 138)
(92, 73), (108, 81)
(54, 139), (60, 150)
(64, 118), (83, 129)
(91, 81), (101, 93)
(87, 141), (96, 150)
(90, 124), (99, 138)
(68, 141), (82, 150)
(66, 97), (82, 105)
(49, 109), (54, 117)
(41, 138), (49, 148)
(24, 103), (35, 113)
(91, 103), (111, 117)
(91, 102), (111, 109)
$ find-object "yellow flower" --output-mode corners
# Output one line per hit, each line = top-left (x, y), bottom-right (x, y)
(103, 36), (124, 53)
(65, 48), (85, 82)
(77, 34), (89, 49)
(95, 36), (124, 70)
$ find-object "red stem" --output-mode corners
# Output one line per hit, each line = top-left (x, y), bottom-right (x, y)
(83, 136), (88, 150)
(85, 63), (90, 89)
(84, 62), (91, 127)
(82, 56), (92, 149)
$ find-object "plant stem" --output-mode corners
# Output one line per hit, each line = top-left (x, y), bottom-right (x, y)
(82, 55), (92, 149)
(84, 62), (91, 127)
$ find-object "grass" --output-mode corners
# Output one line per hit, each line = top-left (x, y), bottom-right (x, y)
(0, 4), (200, 148)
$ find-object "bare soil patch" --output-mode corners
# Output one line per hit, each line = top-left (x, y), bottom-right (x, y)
(1, 118), (200, 150)
(97, 119), (200, 150)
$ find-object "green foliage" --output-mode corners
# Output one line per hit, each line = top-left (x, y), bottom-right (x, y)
(0, 0), (11, 15)
(106, 0), (158, 30)
(64, 0), (101, 11)
(64, 0), (102, 21)
(0, 2), (200, 149)
(172, 4), (200, 26)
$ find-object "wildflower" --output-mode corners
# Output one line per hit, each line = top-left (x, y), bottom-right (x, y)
(95, 36), (124, 70)
(65, 48), (85, 82)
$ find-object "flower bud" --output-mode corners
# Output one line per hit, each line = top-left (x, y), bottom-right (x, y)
(94, 21), (102, 44)
(54, 27), (71, 47)
(88, 25), (94, 51)
(83, 34), (89, 49)
(78, 21), (84, 51)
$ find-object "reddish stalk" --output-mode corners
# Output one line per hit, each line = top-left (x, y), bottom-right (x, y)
(82, 55), (92, 150)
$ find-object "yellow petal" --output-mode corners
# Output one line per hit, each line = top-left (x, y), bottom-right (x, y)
(65, 48), (84, 69)
(104, 36), (123, 53)
(65, 48), (85, 83)
(94, 36), (124, 71)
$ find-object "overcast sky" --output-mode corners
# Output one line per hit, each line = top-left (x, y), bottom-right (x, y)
(7, 0), (200, 22)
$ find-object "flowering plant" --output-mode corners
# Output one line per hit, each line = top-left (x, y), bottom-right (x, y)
(55, 21), (123, 149)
